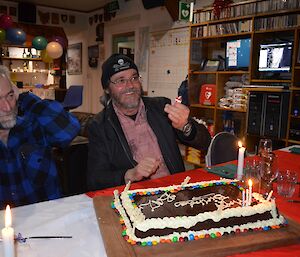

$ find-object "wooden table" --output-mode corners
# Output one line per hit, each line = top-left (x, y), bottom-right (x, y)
(88, 149), (300, 257)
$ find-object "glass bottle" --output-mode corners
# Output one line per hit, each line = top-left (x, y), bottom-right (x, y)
(27, 48), (32, 58)
(22, 48), (27, 58)
(9, 60), (12, 71)
(23, 61), (28, 72)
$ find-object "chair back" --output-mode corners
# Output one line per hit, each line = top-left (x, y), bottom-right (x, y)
(62, 85), (83, 111)
(205, 132), (239, 167)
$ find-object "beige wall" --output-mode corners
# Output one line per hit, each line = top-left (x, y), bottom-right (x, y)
(0, 0), (215, 114)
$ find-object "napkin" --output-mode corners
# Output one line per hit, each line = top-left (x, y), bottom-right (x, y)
(289, 147), (300, 154)
(205, 164), (237, 179)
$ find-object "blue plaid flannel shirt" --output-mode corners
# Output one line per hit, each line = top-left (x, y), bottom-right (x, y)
(0, 92), (80, 209)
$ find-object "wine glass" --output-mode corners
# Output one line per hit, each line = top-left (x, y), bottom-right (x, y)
(244, 158), (262, 192)
(260, 152), (278, 197)
(258, 139), (272, 157)
(277, 170), (298, 198)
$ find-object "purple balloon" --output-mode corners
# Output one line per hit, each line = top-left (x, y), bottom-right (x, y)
(51, 36), (67, 49)
(0, 14), (13, 29)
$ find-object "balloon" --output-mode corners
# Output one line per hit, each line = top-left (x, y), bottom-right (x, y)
(32, 36), (48, 50)
(46, 41), (63, 59)
(51, 35), (67, 49)
(41, 49), (53, 63)
(0, 29), (6, 43)
(0, 14), (13, 29)
(6, 28), (26, 45)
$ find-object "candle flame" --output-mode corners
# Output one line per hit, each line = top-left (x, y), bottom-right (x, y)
(248, 179), (253, 187)
(5, 205), (12, 228)
(238, 141), (242, 148)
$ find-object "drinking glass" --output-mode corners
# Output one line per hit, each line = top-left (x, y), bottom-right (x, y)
(260, 152), (278, 196)
(244, 158), (262, 192)
(258, 139), (272, 157)
(277, 170), (298, 198)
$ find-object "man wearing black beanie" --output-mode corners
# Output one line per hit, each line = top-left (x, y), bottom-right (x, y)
(87, 53), (211, 190)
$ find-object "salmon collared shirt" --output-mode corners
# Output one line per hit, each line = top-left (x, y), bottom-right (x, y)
(113, 100), (170, 179)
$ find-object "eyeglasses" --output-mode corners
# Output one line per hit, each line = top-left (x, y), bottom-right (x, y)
(110, 75), (142, 87)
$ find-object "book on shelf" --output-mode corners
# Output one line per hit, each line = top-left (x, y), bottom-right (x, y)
(203, 20), (251, 37)
(242, 84), (285, 89)
(192, 0), (300, 24)
(254, 14), (300, 31)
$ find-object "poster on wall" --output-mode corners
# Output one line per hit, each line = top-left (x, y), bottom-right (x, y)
(67, 43), (82, 75)
(136, 26), (149, 72)
(88, 45), (99, 68)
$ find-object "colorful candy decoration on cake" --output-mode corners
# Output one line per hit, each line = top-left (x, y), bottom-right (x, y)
(112, 177), (287, 246)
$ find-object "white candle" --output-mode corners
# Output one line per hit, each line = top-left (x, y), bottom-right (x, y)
(266, 190), (273, 201)
(237, 141), (245, 180)
(2, 205), (15, 257)
(242, 190), (245, 207)
(248, 179), (253, 205)
(245, 189), (249, 206)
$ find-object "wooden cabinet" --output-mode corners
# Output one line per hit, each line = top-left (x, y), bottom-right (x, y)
(0, 45), (67, 90)
(189, 0), (300, 150)
(1, 45), (52, 86)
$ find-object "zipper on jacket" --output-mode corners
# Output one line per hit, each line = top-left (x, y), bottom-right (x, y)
(108, 117), (136, 167)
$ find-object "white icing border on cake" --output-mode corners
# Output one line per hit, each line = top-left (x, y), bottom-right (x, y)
(113, 179), (286, 244)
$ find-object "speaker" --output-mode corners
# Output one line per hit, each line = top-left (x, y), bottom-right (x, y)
(247, 92), (290, 138)
(18, 3), (36, 23)
(264, 92), (289, 138)
(292, 92), (300, 116)
(142, 0), (165, 9)
(247, 92), (264, 135)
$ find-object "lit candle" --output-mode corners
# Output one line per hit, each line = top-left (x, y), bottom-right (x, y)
(248, 179), (253, 205)
(245, 189), (249, 206)
(1, 205), (15, 257)
(237, 141), (245, 180)
(242, 189), (245, 207)
(266, 190), (273, 201)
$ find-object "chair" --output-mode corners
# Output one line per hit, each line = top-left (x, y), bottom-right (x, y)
(61, 85), (83, 111)
(53, 112), (94, 196)
(205, 132), (239, 167)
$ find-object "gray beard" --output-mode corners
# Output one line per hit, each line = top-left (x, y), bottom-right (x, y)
(0, 109), (17, 129)
(110, 87), (142, 111)
(117, 98), (140, 109)
(0, 118), (17, 129)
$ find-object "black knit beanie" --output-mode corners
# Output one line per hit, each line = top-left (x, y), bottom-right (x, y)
(101, 53), (139, 89)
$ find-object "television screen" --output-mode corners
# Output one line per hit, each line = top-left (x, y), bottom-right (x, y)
(258, 42), (293, 72)
(226, 38), (251, 70)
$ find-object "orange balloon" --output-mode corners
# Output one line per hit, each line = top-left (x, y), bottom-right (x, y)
(46, 41), (63, 59)
(41, 50), (53, 63)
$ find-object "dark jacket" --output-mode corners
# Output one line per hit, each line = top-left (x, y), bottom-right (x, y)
(87, 97), (211, 191)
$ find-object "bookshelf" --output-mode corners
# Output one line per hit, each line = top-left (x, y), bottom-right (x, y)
(188, 0), (300, 151)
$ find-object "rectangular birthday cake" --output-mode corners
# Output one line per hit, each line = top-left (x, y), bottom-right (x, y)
(112, 178), (286, 246)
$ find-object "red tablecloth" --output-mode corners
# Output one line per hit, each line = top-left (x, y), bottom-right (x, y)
(87, 149), (300, 257)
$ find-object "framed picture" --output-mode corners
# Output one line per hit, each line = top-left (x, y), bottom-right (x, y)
(67, 43), (82, 75)
(88, 45), (99, 68)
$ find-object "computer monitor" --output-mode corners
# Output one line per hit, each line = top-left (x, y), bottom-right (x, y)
(226, 38), (251, 70)
(258, 42), (293, 72)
